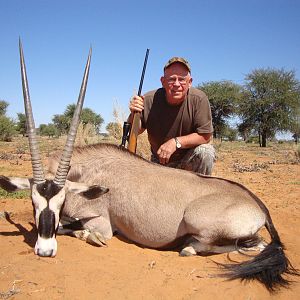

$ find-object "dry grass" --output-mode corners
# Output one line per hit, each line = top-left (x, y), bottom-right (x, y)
(1, 136), (298, 173)
(216, 140), (299, 163)
(75, 123), (103, 146)
(232, 160), (270, 172)
(0, 280), (21, 299)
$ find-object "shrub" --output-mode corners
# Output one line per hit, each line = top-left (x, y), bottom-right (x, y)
(0, 116), (16, 142)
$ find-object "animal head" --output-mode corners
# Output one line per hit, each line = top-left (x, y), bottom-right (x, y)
(0, 40), (108, 257)
(0, 176), (108, 257)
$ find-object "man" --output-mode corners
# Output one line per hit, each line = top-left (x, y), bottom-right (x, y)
(128, 57), (215, 175)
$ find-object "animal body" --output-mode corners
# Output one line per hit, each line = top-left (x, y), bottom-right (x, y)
(49, 143), (267, 251)
(47, 142), (297, 292)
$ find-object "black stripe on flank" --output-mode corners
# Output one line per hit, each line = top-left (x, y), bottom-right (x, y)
(38, 208), (56, 238)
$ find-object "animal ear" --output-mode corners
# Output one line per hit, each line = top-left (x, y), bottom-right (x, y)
(66, 181), (109, 200)
(0, 176), (31, 192)
(81, 185), (109, 200)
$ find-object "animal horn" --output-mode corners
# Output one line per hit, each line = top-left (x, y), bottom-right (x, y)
(53, 48), (92, 187)
(19, 38), (45, 184)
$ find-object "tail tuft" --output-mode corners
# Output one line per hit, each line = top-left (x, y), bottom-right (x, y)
(219, 241), (299, 292)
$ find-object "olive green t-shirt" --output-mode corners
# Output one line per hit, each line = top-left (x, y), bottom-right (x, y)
(141, 87), (213, 162)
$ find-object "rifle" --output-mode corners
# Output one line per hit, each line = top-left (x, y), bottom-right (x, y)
(120, 49), (150, 153)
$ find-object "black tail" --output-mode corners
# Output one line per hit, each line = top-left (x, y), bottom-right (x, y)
(221, 216), (299, 292)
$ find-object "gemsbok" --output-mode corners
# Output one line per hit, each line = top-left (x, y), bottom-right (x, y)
(0, 41), (298, 292)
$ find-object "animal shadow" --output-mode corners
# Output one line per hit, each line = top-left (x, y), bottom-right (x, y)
(0, 212), (36, 248)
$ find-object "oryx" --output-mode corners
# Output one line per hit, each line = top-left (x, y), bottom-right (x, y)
(0, 40), (108, 257)
(0, 41), (298, 292)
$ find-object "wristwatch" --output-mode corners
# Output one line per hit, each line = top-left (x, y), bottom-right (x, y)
(174, 137), (182, 149)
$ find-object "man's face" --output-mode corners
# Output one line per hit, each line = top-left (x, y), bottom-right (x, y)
(161, 62), (192, 105)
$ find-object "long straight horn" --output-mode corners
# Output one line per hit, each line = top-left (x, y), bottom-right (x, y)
(19, 39), (45, 184)
(53, 48), (92, 187)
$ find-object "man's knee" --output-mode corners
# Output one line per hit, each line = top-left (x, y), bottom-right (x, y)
(193, 144), (216, 162)
(182, 144), (216, 175)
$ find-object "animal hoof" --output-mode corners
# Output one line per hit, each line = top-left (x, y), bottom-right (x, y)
(180, 246), (197, 257)
(86, 232), (107, 247)
(180, 250), (193, 257)
(73, 229), (90, 240)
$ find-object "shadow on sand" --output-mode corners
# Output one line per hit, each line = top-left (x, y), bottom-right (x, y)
(0, 212), (36, 248)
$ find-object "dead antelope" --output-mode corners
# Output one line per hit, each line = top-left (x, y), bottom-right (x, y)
(0, 41), (298, 292)
(0, 40), (108, 256)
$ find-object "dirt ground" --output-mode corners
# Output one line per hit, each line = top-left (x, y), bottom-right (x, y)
(0, 139), (299, 299)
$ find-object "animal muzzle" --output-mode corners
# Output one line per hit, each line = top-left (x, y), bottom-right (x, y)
(35, 235), (57, 257)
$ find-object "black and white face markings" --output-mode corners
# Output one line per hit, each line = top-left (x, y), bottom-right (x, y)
(31, 180), (65, 257)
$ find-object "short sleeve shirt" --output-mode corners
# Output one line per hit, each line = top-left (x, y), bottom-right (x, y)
(141, 87), (213, 162)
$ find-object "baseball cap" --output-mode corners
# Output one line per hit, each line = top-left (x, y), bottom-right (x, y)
(164, 57), (191, 73)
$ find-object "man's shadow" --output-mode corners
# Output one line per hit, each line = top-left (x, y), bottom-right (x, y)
(0, 212), (36, 248)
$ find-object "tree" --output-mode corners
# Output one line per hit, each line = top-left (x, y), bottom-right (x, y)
(16, 113), (27, 136)
(291, 108), (300, 144)
(198, 81), (242, 139)
(0, 101), (16, 141)
(39, 124), (47, 135)
(46, 124), (59, 137)
(237, 121), (254, 142)
(52, 114), (69, 135)
(39, 123), (59, 137)
(0, 115), (16, 141)
(0, 100), (8, 116)
(53, 104), (104, 135)
(81, 107), (104, 134)
(239, 68), (300, 147)
(226, 127), (238, 141)
(220, 125), (238, 141)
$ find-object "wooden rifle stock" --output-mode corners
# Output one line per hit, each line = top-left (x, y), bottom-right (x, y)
(125, 48), (150, 153)
(127, 112), (141, 153)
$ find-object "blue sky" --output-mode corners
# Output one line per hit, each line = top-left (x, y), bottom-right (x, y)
(1, 0), (299, 131)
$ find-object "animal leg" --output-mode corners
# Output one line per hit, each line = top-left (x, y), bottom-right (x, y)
(238, 239), (267, 254)
(81, 215), (113, 246)
(58, 215), (113, 247)
(180, 234), (267, 256)
(57, 227), (107, 246)
(180, 236), (238, 256)
(75, 229), (107, 247)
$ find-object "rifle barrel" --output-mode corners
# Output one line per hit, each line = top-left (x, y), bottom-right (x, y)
(124, 49), (150, 152)
(137, 48), (150, 96)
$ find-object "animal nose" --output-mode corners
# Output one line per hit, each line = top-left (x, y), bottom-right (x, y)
(35, 236), (57, 257)
(37, 249), (54, 257)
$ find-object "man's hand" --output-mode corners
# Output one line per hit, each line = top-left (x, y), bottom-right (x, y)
(129, 95), (144, 113)
(127, 95), (146, 135)
(157, 138), (177, 165)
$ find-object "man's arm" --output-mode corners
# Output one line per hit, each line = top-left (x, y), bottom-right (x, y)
(157, 132), (212, 165)
(175, 132), (212, 148)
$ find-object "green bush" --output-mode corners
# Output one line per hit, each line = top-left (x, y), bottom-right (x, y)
(0, 116), (16, 141)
